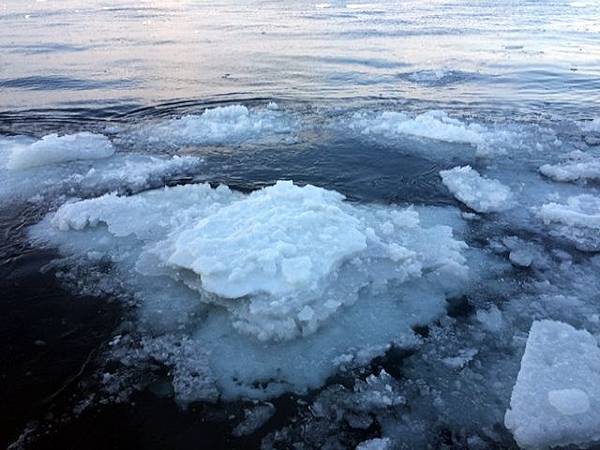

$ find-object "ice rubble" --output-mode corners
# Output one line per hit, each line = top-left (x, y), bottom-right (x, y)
(32, 180), (470, 398)
(505, 320), (600, 449)
(538, 194), (600, 251)
(540, 150), (600, 183)
(5, 132), (115, 170)
(348, 110), (520, 156)
(439, 166), (512, 213)
(125, 104), (294, 149)
(0, 134), (203, 204)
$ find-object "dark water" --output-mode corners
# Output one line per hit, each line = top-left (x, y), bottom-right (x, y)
(2, 0), (600, 448)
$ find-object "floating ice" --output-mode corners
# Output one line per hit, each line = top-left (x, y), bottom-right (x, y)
(232, 403), (276, 437)
(439, 166), (512, 213)
(356, 438), (392, 450)
(540, 150), (600, 183)
(32, 180), (470, 398)
(538, 194), (600, 251)
(581, 118), (600, 133)
(348, 110), (520, 156)
(505, 320), (600, 449)
(5, 132), (114, 170)
(0, 132), (202, 204)
(126, 104), (294, 149)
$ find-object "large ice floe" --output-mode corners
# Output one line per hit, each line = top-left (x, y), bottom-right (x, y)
(31, 180), (470, 399)
(440, 166), (513, 213)
(122, 103), (295, 150)
(505, 320), (600, 449)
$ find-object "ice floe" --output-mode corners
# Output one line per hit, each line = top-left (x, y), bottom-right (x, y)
(0, 133), (203, 205)
(123, 104), (295, 150)
(440, 166), (512, 213)
(505, 320), (600, 449)
(538, 194), (600, 251)
(5, 132), (114, 170)
(539, 150), (600, 183)
(31, 180), (470, 398)
(348, 110), (521, 156)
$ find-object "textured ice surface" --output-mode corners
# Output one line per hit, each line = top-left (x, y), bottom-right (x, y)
(540, 150), (600, 182)
(0, 135), (202, 205)
(126, 104), (294, 149)
(440, 166), (512, 213)
(356, 438), (392, 450)
(32, 180), (470, 399)
(5, 132), (114, 170)
(538, 194), (600, 251)
(348, 110), (520, 156)
(505, 320), (600, 449)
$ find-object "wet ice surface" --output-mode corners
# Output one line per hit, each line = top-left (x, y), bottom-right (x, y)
(2, 0), (600, 449)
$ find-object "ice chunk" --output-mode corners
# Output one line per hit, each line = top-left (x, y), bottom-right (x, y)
(475, 305), (504, 333)
(48, 180), (467, 342)
(356, 438), (392, 450)
(505, 320), (600, 449)
(581, 118), (600, 133)
(348, 110), (520, 156)
(232, 403), (275, 437)
(32, 181), (469, 398)
(0, 148), (202, 205)
(439, 166), (512, 213)
(540, 151), (600, 183)
(166, 180), (368, 299)
(6, 132), (114, 170)
(127, 104), (294, 149)
(538, 194), (600, 251)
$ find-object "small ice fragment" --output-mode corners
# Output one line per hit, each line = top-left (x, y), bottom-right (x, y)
(475, 305), (504, 333)
(232, 403), (275, 437)
(440, 166), (512, 213)
(356, 437), (392, 450)
(509, 249), (533, 268)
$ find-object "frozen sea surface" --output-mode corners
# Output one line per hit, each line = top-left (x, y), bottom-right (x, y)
(1, 1), (600, 449)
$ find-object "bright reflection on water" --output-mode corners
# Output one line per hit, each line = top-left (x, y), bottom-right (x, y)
(1, 0), (599, 116)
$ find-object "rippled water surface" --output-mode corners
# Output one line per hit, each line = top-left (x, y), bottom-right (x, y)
(2, 1), (600, 449)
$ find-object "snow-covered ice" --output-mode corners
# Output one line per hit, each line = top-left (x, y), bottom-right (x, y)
(505, 320), (600, 449)
(538, 194), (600, 251)
(348, 110), (521, 156)
(31, 180), (471, 398)
(124, 104), (295, 149)
(540, 150), (600, 183)
(5, 132), (114, 170)
(0, 133), (202, 205)
(439, 166), (512, 213)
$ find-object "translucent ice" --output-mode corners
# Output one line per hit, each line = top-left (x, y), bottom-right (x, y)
(440, 166), (512, 213)
(5, 132), (114, 170)
(540, 151), (600, 183)
(505, 320), (600, 449)
(32, 180), (470, 398)
(538, 194), (600, 251)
